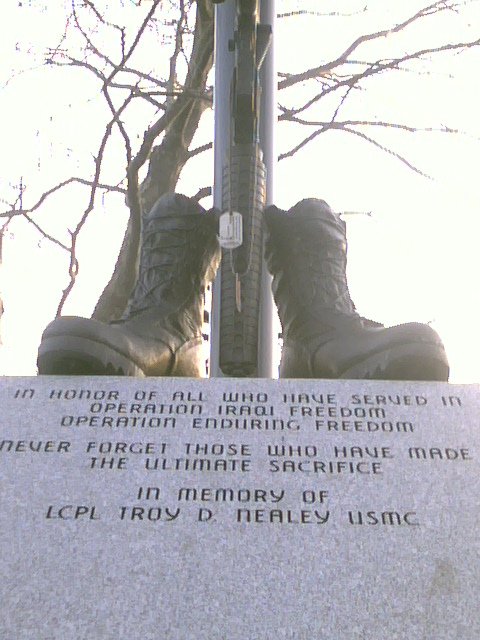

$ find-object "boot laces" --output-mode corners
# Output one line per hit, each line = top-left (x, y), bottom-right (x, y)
(123, 219), (214, 318)
(294, 236), (382, 327)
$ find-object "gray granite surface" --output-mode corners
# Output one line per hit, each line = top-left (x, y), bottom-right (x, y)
(0, 376), (478, 639)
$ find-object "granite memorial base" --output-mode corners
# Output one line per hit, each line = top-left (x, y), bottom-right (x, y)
(0, 375), (478, 639)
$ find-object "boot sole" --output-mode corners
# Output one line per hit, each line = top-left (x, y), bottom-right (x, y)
(339, 343), (449, 381)
(37, 336), (146, 377)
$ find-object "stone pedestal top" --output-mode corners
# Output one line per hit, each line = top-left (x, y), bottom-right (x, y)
(0, 376), (478, 639)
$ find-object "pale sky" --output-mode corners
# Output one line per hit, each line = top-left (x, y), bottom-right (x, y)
(0, 0), (479, 382)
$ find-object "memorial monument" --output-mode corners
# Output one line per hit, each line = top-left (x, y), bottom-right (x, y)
(37, 194), (449, 382)
(36, 0), (448, 384)
(1, 376), (479, 638)
(1, 1), (476, 638)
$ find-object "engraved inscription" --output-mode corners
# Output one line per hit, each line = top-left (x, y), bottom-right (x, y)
(0, 378), (476, 531)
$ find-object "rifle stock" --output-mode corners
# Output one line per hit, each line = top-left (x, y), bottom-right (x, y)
(218, 0), (271, 377)
(219, 144), (266, 376)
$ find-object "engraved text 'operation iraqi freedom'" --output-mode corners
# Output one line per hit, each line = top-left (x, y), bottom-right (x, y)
(1, 382), (473, 529)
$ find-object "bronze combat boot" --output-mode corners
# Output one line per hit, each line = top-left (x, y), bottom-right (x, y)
(264, 198), (449, 380)
(37, 193), (220, 377)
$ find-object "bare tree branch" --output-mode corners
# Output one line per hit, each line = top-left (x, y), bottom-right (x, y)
(193, 186), (212, 201)
(103, 0), (162, 87)
(67, 1), (120, 71)
(282, 116), (472, 138)
(49, 57), (167, 110)
(56, 90), (135, 316)
(279, 123), (432, 179)
(22, 213), (70, 252)
(279, 33), (480, 121)
(278, 8), (368, 19)
(0, 178), (125, 220)
(83, 0), (126, 57)
(92, 0), (215, 322)
(187, 141), (213, 159)
(4, 0), (477, 339)
(340, 127), (433, 179)
(279, 1), (466, 90)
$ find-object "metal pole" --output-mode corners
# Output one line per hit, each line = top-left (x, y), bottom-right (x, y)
(210, 0), (276, 378)
(258, 0), (276, 378)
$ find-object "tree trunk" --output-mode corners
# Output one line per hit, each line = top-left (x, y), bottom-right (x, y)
(92, 0), (214, 323)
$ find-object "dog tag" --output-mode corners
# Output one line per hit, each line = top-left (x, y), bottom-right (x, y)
(218, 211), (243, 249)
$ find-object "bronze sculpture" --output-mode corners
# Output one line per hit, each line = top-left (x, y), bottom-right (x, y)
(264, 198), (448, 380)
(37, 193), (449, 381)
(38, 194), (220, 377)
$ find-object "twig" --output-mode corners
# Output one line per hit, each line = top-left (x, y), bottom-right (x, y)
(279, 34), (480, 120)
(279, 1), (465, 90)
(0, 177), (125, 219)
(341, 127), (433, 179)
(187, 141), (213, 159)
(56, 91), (135, 316)
(193, 186), (211, 201)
